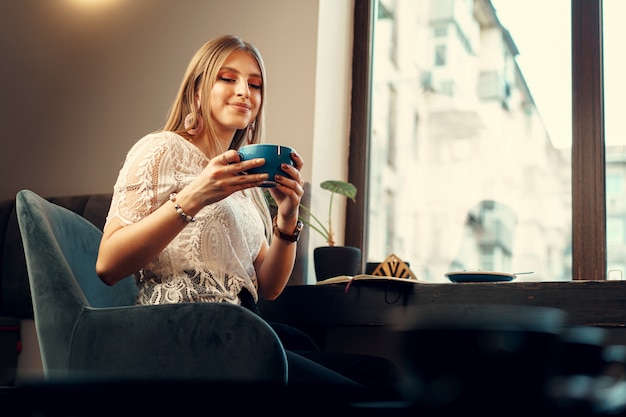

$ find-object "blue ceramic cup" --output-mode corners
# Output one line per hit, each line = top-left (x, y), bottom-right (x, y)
(238, 144), (295, 187)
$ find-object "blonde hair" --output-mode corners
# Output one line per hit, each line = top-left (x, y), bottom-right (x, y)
(164, 35), (272, 240)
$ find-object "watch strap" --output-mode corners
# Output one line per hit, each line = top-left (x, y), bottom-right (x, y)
(272, 216), (303, 242)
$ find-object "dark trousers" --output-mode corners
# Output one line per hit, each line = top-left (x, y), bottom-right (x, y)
(270, 321), (403, 399)
(239, 289), (402, 399)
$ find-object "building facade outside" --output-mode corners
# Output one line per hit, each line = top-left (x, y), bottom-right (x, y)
(367, 0), (572, 282)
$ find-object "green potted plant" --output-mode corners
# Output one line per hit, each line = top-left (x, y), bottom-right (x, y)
(303, 180), (361, 281)
(264, 179), (361, 281)
(299, 180), (357, 247)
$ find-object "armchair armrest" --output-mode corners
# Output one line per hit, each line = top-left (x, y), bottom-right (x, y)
(65, 302), (287, 383)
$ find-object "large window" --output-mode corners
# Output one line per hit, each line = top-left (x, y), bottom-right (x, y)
(347, 0), (607, 282)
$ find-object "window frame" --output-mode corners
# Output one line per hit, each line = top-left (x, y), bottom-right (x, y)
(346, 0), (606, 281)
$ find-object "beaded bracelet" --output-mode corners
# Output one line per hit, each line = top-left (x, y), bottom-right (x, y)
(169, 193), (196, 223)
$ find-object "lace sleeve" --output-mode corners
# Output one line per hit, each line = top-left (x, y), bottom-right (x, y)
(106, 133), (177, 226)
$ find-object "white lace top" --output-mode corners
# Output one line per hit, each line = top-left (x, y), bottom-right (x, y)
(106, 131), (266, 305)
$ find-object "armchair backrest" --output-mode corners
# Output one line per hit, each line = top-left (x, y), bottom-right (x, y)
(16, 189), (137, 372)
(16, 189), (137, 308)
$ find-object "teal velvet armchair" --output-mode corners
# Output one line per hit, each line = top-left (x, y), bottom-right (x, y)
(15, 189), (288, 383)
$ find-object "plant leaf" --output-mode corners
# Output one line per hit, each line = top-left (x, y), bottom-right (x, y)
(320, 180), (357, 201)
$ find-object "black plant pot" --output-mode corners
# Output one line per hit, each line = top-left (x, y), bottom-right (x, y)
(313, 246), (362, 282)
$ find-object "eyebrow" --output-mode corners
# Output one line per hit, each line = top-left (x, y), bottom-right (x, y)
(219, 66), (263, 80)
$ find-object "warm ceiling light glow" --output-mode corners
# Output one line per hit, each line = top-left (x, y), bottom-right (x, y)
(66, 0), (122, 10)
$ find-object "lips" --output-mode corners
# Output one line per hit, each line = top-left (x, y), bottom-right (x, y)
(229, 102), (251, 112)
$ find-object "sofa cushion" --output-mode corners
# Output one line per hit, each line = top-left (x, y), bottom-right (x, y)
(0, 193), (112, 319)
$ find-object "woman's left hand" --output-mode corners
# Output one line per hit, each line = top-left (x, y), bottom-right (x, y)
(268, 150), (305, 221)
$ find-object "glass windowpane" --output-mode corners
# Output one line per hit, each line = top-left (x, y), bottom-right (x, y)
(604, 0), (626, 279)
(368, 0), (572, 282)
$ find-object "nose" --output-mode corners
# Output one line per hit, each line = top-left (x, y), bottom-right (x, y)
(236, 80), (250, 98)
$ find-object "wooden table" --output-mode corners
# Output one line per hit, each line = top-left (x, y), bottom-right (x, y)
(258, 280), (626, 364)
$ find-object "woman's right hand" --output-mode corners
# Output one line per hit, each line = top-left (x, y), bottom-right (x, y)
(184, 149), (269, 208)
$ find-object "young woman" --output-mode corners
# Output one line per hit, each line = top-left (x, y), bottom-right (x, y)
(96, 35), (401, 395)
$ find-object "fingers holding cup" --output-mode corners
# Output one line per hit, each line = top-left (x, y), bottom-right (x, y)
(238, 144), (297, 188)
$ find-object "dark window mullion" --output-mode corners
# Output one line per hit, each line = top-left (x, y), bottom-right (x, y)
(571, 0), (606, 280)
(346, 0), (375, 271)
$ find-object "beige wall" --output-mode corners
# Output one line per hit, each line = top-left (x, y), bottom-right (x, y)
(0, 0), (354, 274)
(0, 0), (353, 201)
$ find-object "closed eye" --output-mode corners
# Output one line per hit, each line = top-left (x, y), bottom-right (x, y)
(218, 76), (261, 90)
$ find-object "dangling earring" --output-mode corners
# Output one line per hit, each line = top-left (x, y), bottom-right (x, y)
(246, 120), (256, 144)
(184, 111), (204, 136)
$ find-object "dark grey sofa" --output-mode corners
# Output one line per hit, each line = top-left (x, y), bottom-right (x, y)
(0, 183), (312, 320)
